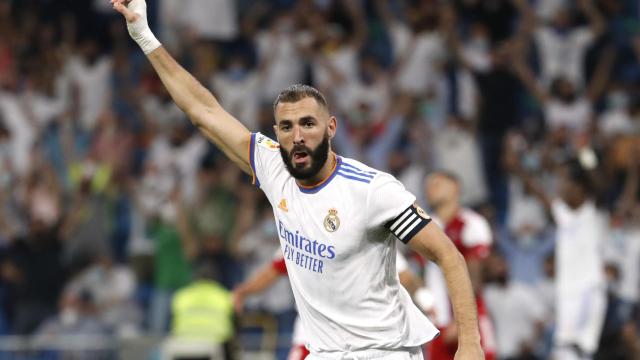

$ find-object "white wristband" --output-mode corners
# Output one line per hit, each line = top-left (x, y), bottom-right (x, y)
(125, 0), (161, 55)
(132, 26), (161, 55)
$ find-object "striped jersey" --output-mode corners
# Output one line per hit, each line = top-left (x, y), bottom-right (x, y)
(249, 132), (438, 355)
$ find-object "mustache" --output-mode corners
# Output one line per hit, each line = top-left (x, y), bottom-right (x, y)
(291, 144), (311, 154)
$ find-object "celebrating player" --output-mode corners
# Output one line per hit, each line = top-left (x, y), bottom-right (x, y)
(111, 1), (484, 359)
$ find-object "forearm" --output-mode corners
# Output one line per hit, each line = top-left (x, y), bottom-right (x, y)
(582, 3), (605, 35)
(438, 250), (481, 345)
(409, 225), (481, 346)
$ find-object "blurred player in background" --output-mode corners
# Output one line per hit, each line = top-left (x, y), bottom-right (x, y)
(232, 251), (421, 360)
(112, 1), (484, 358)
(505, 135), (607, 360)
(424, 171), (496, 360)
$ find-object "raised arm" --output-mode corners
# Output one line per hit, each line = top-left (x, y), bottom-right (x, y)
(112, 0), (251, 174)
(615, 144), (640, 219)
(586, 46), (616, 103)
(577, 0), (605, 38)
(510, 44), (549, 105)
(503, 132), (553, 217)
(408, 223), (484, 360)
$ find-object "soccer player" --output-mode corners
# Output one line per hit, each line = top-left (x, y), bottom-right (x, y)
(423, 172), (496, 360)
(111, 1), (484, 359)
(233, 251), (422, 360)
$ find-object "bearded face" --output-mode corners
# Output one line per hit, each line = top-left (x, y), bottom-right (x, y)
(280, 130), (330, 180)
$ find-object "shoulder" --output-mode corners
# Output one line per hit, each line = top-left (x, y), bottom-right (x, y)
(337, 157), (380, 185)
(337, 157), (407, 191)
(253, 132), (281, 151)
(459, 208), (490, 227)
(459, 208), (492, 243)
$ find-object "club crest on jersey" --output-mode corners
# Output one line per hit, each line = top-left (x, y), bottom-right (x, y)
(323, 208), (340, 232)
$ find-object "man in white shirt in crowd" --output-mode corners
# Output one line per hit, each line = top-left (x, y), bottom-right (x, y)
(507, 147), (607, 360)
(111, 1), (484, 358)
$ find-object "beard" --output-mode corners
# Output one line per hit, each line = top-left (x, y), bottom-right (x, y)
(280, 132), (330, 180)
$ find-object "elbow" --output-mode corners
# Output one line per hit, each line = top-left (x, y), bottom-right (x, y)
(432, 242), (466, 269)
(186, 105), (218, 128)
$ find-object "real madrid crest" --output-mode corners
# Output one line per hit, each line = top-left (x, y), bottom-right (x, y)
(323, 208), (340, 232)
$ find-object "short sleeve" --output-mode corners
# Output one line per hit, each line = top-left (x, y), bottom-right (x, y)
(368, 173), (432, 243)
(460, 212), (492, 259)
(551, 198), (570, 226)
(249, 132), (284, 189)
(271, 258), (288, 275)
(533, 27), (552, 50)
(572, 27), (594, 48)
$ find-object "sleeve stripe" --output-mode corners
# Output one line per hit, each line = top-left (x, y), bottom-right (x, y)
(385, 204), (432, 243)
(389, 208), (413, 231)
(249, 133), (260, 188)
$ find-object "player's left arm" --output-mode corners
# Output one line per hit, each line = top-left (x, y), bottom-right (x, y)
(407, 223), (484, 360)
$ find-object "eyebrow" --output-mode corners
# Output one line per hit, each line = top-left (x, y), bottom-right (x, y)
(278, 116), (317, 125)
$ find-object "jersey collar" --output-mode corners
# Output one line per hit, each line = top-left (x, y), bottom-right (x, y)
(297, 155), (342, 194)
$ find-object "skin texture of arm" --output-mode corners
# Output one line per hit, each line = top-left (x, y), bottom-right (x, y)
(408, 222), (484, 360)
(146, 48), (252, 174)
(113, 0), (252, 174)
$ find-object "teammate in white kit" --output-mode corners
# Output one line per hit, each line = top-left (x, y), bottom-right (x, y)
(112, 1), (484, 358)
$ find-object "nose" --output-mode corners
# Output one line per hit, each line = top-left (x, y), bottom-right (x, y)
(292, 125), (304, 145)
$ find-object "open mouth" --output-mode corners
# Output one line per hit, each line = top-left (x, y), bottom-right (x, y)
(292, 151), (309, 166)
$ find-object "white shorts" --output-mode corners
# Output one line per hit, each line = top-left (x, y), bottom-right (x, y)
(555, 285), (607, 354)
(306, 347), (423, 360)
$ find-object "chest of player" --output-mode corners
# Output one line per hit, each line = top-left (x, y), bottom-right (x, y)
(273, 179), (370, 272)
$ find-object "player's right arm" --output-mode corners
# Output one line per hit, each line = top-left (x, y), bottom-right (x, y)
(112, 0), (251, 174)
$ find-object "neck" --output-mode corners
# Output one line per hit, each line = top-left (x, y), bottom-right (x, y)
(296, 152), (337, 187)
(435, 201), (459, 224)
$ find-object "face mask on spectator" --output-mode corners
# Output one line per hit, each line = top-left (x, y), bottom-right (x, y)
(607, 91), (629, 110)
(468, 38), (489, 54)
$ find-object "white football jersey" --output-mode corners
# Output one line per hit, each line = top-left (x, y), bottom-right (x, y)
(249, 133), (438, 354)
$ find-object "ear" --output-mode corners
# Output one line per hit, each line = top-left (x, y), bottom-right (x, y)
(328, 116), (337, 139)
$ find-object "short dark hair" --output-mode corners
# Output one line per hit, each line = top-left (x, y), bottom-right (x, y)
(430, 170), (459, 184)
(273, 84), (328, 111)
(565, 158), (593, 194)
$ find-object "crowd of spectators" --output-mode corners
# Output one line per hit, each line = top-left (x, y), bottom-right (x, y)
(0, 0), (639, 359)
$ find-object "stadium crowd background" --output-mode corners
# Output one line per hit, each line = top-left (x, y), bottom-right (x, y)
(0, 0), (639, 359)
